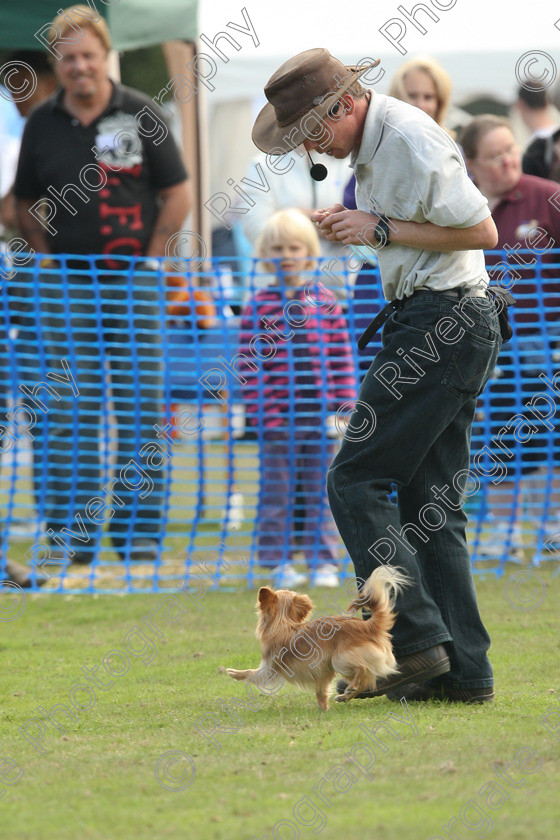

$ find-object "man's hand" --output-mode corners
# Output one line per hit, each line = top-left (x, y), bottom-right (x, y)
(14, 197), (50, 254)
(310, 203), (346, 235)
(316, 209), (379, 245)
(312, 205), (498, 251)
(0, 190), (17, 231)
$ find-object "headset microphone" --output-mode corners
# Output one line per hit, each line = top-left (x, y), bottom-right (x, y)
(307, 150), (328, 181)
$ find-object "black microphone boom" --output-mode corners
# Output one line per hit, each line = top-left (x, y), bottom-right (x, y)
(307, 150), (328, 181)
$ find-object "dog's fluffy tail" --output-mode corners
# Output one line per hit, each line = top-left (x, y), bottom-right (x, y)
(347, 566), (408, 618)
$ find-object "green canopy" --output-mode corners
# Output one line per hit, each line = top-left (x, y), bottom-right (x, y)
(0, 0), (198, 51)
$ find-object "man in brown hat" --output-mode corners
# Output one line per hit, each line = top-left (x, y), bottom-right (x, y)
(253, 48), (501, 704)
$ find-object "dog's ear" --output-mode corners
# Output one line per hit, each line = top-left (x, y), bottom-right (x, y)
(289, 593), (313, 623)
(258, 587), (277, 611)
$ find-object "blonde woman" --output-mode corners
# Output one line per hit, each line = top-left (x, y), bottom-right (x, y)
(388, 56), (453, 130)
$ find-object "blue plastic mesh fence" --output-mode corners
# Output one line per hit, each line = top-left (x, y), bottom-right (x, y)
(1, 252), (559, 593)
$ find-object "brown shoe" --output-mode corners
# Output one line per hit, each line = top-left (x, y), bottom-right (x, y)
(1, 560), (48, 589)
(336, 644), (450, 699)
(387, 683), (494, 704)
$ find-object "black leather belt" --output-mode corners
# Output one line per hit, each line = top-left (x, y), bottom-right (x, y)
(357, 286), (488, 351)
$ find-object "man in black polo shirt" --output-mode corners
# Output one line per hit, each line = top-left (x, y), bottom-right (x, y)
(13, 7), (192, 563)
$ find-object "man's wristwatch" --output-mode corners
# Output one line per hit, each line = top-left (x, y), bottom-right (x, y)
(373, 214), (391, 248)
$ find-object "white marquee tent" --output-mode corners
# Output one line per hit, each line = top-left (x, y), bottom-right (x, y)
(199, 0), (560, 199)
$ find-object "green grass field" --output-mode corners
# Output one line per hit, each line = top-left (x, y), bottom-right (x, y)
(1, 567), (559, 840)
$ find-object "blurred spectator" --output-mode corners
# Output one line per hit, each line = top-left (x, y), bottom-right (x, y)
(1, 52), (57, 550)
(0, 86), (23, 560)
(0, 51), (57, 231)
(463, 114), (560, 558)
(0, 91), (23, 234)
(0, 85), (21, 453)
(517, 83), (560, 182)
(3, 50), (58, 120)
(239, 210), (356, 588)
(388, 55), (453, 133)
(13, 6), (192, 564)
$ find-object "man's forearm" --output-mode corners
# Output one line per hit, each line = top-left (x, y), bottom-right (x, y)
(382, 216), (498, 252)
(317, 208), (498, 253)
(146, 180), (192, 257)
(14, 198), (50, 254)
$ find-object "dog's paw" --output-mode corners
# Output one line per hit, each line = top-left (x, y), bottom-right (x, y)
(336, 688), (358, 703)
(226, 668), (243, 680)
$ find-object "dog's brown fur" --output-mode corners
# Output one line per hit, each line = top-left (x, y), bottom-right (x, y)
(227, 566), (407, 710)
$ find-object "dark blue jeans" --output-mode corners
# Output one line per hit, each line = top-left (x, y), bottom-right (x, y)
(21, 271), (166, 559)
(328, 289), (502, 688)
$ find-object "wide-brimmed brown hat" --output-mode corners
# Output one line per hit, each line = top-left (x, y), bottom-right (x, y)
(252, 48), (380, 155)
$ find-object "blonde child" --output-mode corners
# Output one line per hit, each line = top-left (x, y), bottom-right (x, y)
(238, 209), (356, 587)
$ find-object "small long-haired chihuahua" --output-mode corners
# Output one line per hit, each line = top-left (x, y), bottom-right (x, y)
(226, 566), (407, 710)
